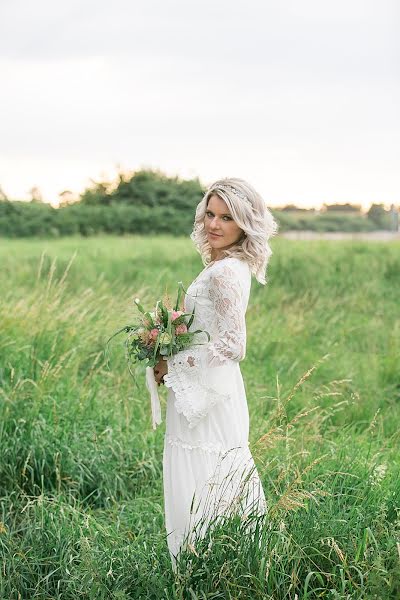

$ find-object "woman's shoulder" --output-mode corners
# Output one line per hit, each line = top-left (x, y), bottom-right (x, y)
(212, 256), (251, 274)
(208, 258), (251, 304)
(208, 257), (251, 287)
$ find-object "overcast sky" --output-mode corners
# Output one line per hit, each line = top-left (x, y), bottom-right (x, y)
(0, 0), (399, 209)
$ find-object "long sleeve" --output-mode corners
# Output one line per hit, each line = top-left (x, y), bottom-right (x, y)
(163, 261), (247, 429)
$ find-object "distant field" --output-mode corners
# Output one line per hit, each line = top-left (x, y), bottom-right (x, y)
(281, 230), (400, 241)
(0, 235), (399, 599)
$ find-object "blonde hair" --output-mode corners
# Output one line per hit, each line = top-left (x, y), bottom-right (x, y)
(190, 177), (279, 285)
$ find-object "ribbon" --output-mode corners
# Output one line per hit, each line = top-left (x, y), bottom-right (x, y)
(145, 366), (162, 430)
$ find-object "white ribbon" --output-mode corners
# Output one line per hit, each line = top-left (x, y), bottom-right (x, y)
(145, 366), (162, 430)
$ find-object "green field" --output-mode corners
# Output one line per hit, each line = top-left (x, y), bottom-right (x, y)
(0, 236), (399, 599)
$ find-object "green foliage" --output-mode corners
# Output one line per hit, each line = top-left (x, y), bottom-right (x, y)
(80, 168), (203, 210)
(0, 199), (196, 237)
(1, 170), (397, 237)
(274, 210), (377, 232)
(279, 203), (314, 211)
(367, 203), (392, 229)
(322, 202), (362, 212)
(0, 236), (399, 598)
(0, 198), (58, 237)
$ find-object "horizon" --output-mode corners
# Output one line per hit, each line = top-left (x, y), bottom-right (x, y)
(5, 190), (394, 214)
(2, 165), (395, 212)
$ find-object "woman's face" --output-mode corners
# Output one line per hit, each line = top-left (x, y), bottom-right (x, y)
(204, 194), (244, 258)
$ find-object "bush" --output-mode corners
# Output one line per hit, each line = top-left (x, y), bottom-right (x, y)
(0, 169), (395, 237)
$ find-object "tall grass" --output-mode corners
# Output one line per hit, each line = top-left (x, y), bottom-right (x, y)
(0, 236), (399, 598)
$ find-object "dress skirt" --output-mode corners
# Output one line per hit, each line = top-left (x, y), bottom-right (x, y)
(162, 362), (267, 570)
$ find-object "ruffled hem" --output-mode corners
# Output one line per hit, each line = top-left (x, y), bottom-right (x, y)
(166, 434), (223, 454)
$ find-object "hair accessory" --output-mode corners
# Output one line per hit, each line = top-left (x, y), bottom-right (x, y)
(213, 183), (252, 208)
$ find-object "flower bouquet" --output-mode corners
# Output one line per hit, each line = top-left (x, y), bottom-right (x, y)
(106, 281), (209, 430)
(106, 281), (210, 374)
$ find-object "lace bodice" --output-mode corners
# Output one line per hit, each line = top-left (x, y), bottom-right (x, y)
(163, 257), (251, 429)
(184, 257), (251, 366)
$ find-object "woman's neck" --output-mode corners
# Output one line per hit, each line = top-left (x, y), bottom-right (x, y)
(211, 250), (225, 261)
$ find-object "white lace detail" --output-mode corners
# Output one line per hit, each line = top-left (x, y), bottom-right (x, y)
(166, 434), (223, 454)
(165, 258), (250, 429)
(206, 265), (247, 364)
(184, 261), (248, 369)
(163, 354), (231, 429)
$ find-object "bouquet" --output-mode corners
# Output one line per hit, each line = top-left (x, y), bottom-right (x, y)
(106, 281), (210, 375)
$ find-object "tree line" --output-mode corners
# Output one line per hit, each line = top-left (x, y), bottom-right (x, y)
(0, 169), (396, 237)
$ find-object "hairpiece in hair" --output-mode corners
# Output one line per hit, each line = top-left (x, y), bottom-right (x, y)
(212, 183), (253, 208)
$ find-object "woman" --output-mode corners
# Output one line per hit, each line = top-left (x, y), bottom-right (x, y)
(153, 177), (278, 570)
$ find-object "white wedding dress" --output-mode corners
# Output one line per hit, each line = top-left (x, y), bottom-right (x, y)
(162, 256), (267, 570)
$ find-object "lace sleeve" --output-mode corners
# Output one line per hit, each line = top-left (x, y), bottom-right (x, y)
(204, 263), (247, 366)
(163, 261), (247, 428)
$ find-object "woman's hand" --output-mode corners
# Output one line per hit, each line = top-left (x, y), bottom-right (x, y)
(154, 356), (168, 386)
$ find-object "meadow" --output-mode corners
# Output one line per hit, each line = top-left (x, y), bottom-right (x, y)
(0, 235), (399, 599)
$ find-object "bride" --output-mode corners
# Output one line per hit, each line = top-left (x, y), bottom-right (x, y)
(153, 177), (278, 570)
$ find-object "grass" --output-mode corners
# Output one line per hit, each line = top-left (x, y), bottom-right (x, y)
(0, 235), (399, 599)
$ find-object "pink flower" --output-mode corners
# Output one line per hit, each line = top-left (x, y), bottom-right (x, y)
(149, 328), (159, 341)
(171, 310), (183, 321)
(175, 323), (187, 335)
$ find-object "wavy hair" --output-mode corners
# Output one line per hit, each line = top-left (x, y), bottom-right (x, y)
(190, 177), (279, 285)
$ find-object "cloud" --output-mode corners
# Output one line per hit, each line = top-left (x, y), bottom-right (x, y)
(0, 0), (399, 207)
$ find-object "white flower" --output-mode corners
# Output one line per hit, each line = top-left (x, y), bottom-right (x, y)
(369, 463), (388, 487)
(159, 332), (171, 344)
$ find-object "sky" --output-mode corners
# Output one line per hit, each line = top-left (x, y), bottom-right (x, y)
(0, 0), (399, 210)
